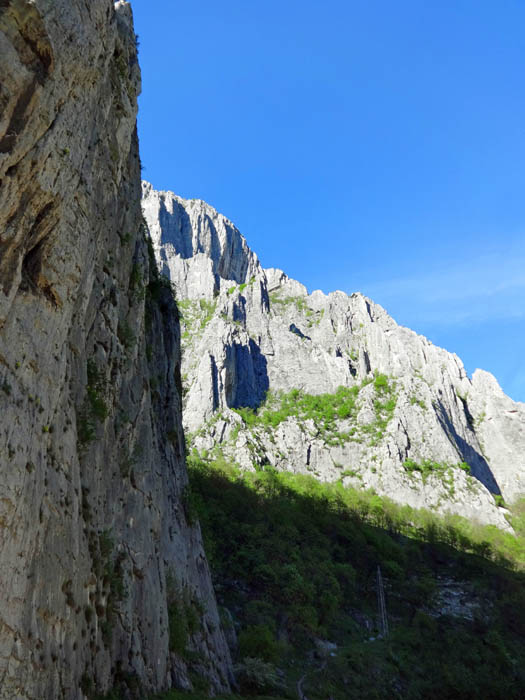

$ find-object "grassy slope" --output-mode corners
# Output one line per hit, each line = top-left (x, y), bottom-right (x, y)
(166, 456), (525, 700)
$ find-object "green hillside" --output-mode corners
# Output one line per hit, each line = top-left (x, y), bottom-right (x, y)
(150, 453), (525, 699)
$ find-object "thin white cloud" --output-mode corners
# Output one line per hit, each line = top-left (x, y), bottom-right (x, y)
(361, 240), (525, 327)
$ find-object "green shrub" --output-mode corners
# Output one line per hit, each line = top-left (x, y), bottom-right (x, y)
(77, 360), (108, 445)
(87, 360), (108, 421)
(166, 577), (203, 658)
(148, 274), (175, 302)
(238, 624), (281, 663)
(198, 298), (216, 328)
(495, 494), (507, 508)
(234, 657), (287, 695)
(118, 320), (135, 350)
(373, 373), (389, 392)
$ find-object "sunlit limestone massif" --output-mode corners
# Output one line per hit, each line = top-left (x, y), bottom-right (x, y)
(142, 182), (525, 531)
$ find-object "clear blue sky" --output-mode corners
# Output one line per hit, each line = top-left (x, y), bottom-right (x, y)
(131, 0), (525, 402)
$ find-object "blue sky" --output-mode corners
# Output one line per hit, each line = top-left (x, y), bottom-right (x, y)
(131, 0), (525, 402)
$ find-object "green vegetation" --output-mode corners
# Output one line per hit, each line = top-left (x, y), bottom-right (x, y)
(228, 277), (256, 296)
(475, 410), (487, 428)
(403, 459), (471, 482)
(233, 374), (397, 447)
(148, 274), (176, 302)
(234, 385), (360, 431)
(177, 298), (217, 342)
(176, 455), (525, 699)
(144, 261), (177, 335)
(89, 530), (126, 647)
(410, 395), (427, 410)
(269, 293), (311, 316)
(86, 360), (108, 421)
(267, 290), (324, 327)
(198, 298), (216, 328)
(118, 230), (133, 245)
(151, 693), (283, 700)
(129, 263), (144, 300)
(166, 576), (203, 658)
(118, 319), (135, 350)
(77, 359), (108, 445)
(362, 374), (397, 445)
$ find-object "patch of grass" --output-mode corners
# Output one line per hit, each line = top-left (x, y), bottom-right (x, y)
(495, 494), (507, 509)
(269, 293), (312, 316)
(231, 374), (397, 448)
(176, 298), (217, 344)
(410, 395), (427, 410)
(403, 459), (471, 485)
(198, 298), (216, 329)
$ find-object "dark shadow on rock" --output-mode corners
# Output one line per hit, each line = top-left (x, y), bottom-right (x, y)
(435, 399), (501, 495)
(226, 339), (269, 410)
(233, 297), (246, 325)
(289, 323), (310, 341)
(210, 354), (220, 412)
(158, 198), (193, 258)
(158, 198), (250, 283)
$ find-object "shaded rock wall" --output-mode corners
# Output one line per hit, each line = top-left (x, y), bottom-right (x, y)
(0, 1), (231, 698)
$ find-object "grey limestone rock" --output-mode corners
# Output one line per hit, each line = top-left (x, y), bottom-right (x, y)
(142, 181), (261, 299)
(0, 2), (231, 698)
(142, 184), (525, 532)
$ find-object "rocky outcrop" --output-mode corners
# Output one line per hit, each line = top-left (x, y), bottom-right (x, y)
(142, 184), (525, 530)
(142, 182), (261, 299)
(0, 2), (231, 698)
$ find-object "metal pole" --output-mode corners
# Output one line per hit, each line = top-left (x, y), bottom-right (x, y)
(377, 565), (389, 638)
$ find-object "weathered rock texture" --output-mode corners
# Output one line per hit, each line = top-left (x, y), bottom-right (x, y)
(0, 3), (231, 698)
(142, 183), (525, 530)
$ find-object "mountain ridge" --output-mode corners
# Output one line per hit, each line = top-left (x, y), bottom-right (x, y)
(142, 181), (525, 531)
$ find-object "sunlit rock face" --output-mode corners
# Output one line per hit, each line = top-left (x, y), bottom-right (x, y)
(143, 182), (525, 531)
(0, 2), (232, 698)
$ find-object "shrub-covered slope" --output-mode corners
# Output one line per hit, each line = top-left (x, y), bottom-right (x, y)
(151, 456), (525, 699)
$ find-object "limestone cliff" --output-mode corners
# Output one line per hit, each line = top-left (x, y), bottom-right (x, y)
(142, 183), (525, 530)
(0, 2), (231, 698)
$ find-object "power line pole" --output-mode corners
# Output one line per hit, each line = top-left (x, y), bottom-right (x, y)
(377, 565), (389, 638)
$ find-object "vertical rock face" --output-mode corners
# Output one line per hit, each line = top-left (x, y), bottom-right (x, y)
(142, 181), (261, 299)
(142, 184), (525, 530)
(0, 2), (231, 698)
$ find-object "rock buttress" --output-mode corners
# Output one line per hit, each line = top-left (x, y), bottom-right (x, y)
(0, 1), (232, 697)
